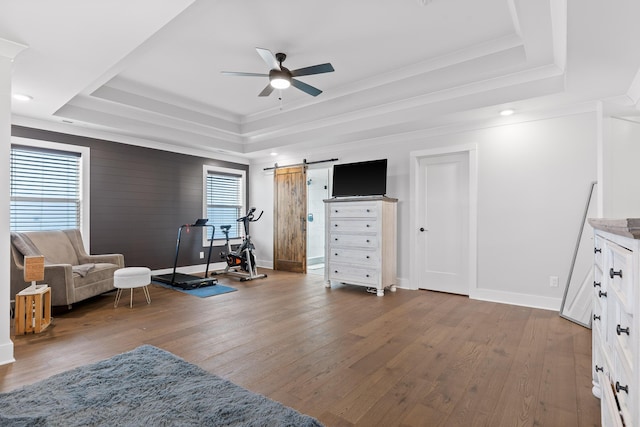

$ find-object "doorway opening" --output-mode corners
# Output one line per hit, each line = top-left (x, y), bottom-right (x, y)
(306, 168), (329, 275)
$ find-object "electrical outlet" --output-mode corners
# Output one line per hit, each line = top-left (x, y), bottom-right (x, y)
(549, 276), (559, 287)
(199, 251), (205, 259)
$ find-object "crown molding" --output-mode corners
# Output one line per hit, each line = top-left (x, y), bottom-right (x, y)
(0, 37), (28, 61)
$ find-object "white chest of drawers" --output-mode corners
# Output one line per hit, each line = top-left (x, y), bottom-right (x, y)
(589, 219), (640, 427)
(324, 196), (397, 296)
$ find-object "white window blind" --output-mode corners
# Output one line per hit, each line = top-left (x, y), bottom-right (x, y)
(205, 171), (244, 240)
(10, 145), (82, 231)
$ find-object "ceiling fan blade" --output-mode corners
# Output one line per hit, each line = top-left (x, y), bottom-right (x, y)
(291, 79), (322, 96)
(290, 63), (334, 77)
(258, 84), (275, 97)
(221, 71), (268, 77)
(256, 47), (280, 70)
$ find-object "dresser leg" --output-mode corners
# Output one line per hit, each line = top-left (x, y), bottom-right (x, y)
(324, 280), (331, 289)
(376, 289), (384, 297)
(390, 285), (397, 292)
(592, 381), (601, 399)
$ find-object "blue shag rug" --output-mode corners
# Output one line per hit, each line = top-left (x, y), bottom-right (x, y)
(0, 345), (323, 427)
(153, 280), (237, 298)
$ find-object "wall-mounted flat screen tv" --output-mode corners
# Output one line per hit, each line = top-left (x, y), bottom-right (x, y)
(331, 159), (387, 197)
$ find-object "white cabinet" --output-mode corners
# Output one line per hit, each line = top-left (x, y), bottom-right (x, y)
(589, 219), (640, 427)
(324, 196), (397, 296)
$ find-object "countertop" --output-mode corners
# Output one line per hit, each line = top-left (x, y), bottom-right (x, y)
(588, 218), (640, 239)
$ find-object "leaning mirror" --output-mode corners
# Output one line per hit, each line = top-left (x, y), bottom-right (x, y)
(559, 181), (597, 328)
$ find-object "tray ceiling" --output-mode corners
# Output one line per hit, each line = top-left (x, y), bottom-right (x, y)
(3, 0), (640, 158)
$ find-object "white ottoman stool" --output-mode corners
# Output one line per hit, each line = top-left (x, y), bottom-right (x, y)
(113, 267), (151, 308)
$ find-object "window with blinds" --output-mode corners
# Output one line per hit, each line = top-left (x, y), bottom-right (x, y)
(10, 145), (82, 232)
(204, 168), (245, 241)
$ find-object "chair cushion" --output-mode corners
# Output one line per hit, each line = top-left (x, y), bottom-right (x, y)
(10, 232), (42, 257)
(23, 230), (79, 266)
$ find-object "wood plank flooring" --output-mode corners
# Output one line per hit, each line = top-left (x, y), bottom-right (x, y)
(1, 270), (600, 426)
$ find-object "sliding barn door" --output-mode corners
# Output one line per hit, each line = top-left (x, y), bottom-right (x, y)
(274, 166), (307, 273)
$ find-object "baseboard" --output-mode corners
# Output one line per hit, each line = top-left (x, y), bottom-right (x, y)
(307, 256), (324, 266)
(0, 339), (15, 366)
(151, 260), (273, 276)
(470, 288), (561, 312)
(394, 276), (411, 290)
(394, 277), (561, 312)
(151, 262), (226, 276)
(257, 259), (274, 269)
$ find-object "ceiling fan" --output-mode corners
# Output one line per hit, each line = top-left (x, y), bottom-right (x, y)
(221, 48), (334, 97)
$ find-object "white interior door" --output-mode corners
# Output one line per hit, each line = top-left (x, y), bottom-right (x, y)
(417, 152), (470, 295)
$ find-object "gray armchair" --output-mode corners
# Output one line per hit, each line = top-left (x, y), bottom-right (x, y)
(10, 229), (124, 307)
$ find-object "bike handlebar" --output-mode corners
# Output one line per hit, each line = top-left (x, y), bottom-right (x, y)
(237, 207), (263, 223)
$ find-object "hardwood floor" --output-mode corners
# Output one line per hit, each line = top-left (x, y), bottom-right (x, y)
(1, 270), (600, 426)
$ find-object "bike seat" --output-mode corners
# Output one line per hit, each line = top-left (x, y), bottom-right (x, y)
(220, 225), (232, 231)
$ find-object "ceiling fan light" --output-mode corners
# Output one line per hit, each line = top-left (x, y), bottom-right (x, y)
(269, 69), (291, 89)
(270, 77), (290, 89)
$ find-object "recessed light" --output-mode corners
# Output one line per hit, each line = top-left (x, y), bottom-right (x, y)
(270, 152), (278, 156)
(500, 109), (515, 116)
(13, 93), (33, 101)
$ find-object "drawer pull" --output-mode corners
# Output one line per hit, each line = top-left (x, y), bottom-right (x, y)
(598, 290), (607, 298)
(334, 270), (338, 274)
(366, 255), (370, 259)
(334, 224), (338, 227)
(609, 268), (623, 279)
(615, 382), (629, 394)
(366, 224), (370, 227)
(595, 365), (604, 372)
(366, 239), (370, 243)
(594, 247), (602, 254)
(616, 324), (630, 336)
(334, 210), (338, 213)
(593, 281), (601, 288)
(365, 274), (370, 278)
(366, 209), (370, 212)
(334, 253), (338, 256)
(334, 238), (338, 241)
(593, 314), (601, 321)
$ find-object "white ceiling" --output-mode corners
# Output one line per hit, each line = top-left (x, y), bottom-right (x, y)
(3, 0), (640, 160)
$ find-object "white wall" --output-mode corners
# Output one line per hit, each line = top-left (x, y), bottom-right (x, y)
(0, 39), (27, 364)
(250, 112), (597, 309)
(603, 117), (640, 217)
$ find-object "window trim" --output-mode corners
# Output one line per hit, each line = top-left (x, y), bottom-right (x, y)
(11, 137), (90, 247)
(202, 165), (246, 247)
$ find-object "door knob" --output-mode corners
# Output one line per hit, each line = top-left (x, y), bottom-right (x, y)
(419, 227), (426, 232)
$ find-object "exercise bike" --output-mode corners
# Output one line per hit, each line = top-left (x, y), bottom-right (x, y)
(212, 207), (267, 281)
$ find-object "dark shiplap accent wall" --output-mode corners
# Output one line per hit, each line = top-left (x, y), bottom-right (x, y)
(12, 126), (249, 270)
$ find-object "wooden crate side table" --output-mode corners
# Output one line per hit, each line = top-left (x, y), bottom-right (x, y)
(14, 286), (51, 335)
